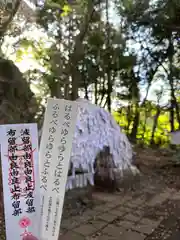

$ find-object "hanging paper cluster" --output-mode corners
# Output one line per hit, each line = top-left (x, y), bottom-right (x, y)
(65, 98), (135, 191)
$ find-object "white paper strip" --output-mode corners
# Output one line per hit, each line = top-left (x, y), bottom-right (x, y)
(39, 98), (78, 240)
(170, 131), (180, 145)
(0, 123), (40, 240)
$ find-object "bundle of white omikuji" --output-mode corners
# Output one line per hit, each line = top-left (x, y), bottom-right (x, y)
(65, 98), (139, 191)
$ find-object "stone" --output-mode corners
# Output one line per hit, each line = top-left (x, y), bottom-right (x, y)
(88, 219), (107, 230)
(104, 202), (119, 210)
(91, 234), (118, 240)
(126, 197), (146, 207)
(98, 213), (117, 223)
(93, 192), (117, 202)
(119, 230), (145, 240)
(110, 209), (126, 217)
(133, 210), (144, 217)
(102, 224), (125, 237)
(61, 217), (81, 230)
(79, 210), (98, 221)
(147, 191), (171, 207)
(93, 205), (108, 212)
(166, 231), (180, 240)
(124, 202), (139, 208)
(0, 58), (37, 124)
(115, 206), (130, 213)
(171, 191), (180, 201)
(133, 218), (161, 234)
(117, 220), (136, 229)
(60, 231), (85, 240)
(124, 213), (141, 222)
(74, 224), (97, 236)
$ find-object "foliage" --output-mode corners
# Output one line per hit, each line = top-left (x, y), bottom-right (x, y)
(113, 102), (171, 147)
(0, 0), (180, 147)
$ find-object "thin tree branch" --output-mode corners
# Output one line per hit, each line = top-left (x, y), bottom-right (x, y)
(0, 0), (21, 38)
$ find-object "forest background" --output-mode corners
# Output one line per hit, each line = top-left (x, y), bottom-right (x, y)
(0, 0), (180, 147)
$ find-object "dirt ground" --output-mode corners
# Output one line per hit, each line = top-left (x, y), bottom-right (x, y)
(1, 146), (180, 239)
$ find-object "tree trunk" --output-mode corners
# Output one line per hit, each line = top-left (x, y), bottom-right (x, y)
(126, 104), (132, 135)
(150, 106), (161, 145)
(107, 72), (112, 112)
(84, 81), (89, 100)
(142, 108), (148, 141)
(95, 78), (98, 104)
(99, 75), (106, 106)
(105, 0), (111, 112)
(130, 103), (140, 142)
(48, 80), (62, 99)
(70, 0), (95, 100)
(169, 98), (175, 132)
(168, 35), (180, 131)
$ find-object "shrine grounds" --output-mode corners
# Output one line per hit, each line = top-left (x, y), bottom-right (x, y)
(1, 146), (180, 239)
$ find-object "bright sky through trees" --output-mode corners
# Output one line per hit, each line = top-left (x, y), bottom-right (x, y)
(2, 0), (170, 106)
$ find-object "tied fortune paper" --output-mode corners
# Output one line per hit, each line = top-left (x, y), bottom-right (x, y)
(170, 131), (180, 145)
(39, 98), (78, 240)
(0, 123), (41, 240)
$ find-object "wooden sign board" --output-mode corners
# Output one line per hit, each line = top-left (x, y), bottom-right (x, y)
(170, 130), (180, 145)
(0, 123), (40, 240)
(39, 98), (78, 240)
